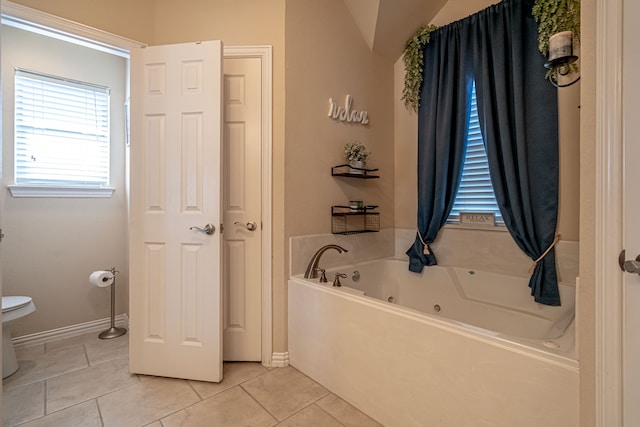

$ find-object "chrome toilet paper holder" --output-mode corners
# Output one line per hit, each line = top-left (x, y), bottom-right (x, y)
(98, 267), (127, 340)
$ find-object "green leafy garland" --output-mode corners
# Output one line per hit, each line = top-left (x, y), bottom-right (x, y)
(532, 0), (581, 77)
(401, 25), (437, 112)
(402, 1), (580, 108)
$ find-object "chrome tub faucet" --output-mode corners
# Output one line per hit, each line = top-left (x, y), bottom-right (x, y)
(303, 244), (349, 279)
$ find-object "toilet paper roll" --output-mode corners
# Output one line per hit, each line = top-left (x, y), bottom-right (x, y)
(89, 270), (114, 287)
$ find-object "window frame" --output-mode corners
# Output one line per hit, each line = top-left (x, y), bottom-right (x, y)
(9, 68), (115, 198)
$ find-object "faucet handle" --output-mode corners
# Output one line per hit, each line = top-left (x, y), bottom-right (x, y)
(314, 267), (327, 283)
(333, 273), (347, 287)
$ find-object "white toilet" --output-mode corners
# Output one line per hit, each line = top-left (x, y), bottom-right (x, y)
(2, 296), (36, 378)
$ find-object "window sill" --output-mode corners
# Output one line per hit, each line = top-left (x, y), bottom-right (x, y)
(444, 222), (508, 232)
(8, 185), (115, 198)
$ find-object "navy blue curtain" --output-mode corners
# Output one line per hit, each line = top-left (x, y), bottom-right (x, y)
(471, 0), (560, 305)
(406, 24), (473, 272)
(406, 0), (561, 305)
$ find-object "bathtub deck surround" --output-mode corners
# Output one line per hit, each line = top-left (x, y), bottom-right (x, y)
(302, 259), (576, 356)
(289, 261), (579, 427)
(2, 332), (381, 427)
(291, 228), (578, 291)
(288, 230), (580, 426)
(394, 227), (579, 283)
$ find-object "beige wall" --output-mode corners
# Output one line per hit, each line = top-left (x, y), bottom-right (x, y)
(7, 0), (154, 43)
(284, 0), (394, 235)
(150, 0), (288, 354)
(394, 0), (581, 243)
(145, 0), (287, 215)
(7, 0), (393, 356)
(7, 0), (289, 351)
(1, 25), (129, 336)
(151, 0), (284, 47)
(283, 0), (395, 349)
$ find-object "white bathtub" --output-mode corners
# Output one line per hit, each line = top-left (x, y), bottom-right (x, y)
(288, 258), (579, 427)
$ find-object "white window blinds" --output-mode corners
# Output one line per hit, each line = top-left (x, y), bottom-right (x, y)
(14, 69), (110, 188)
(449, 82), (503, 223)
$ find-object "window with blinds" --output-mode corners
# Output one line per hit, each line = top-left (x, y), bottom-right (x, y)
(448, 82), (503, 224)
(14, 69), (110, 189)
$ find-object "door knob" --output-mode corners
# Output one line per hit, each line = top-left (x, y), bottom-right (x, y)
(624, 260), (640, 274)
(619, 249), (640, 274)
(234, 221), (257, 231)
(190, 224), (216, 235)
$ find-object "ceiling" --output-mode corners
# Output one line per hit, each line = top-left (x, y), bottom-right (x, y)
(344, 0), (499, 61)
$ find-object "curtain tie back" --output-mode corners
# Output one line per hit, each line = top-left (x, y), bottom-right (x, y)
(416, 230), (431, 254)
(528, 233), (561, 274)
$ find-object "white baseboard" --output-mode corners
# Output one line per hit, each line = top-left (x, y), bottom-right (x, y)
(271, 351), (290, 367)
(12, 314), (129, 349)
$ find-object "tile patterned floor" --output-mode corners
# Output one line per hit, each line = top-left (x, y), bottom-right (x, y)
(2, 333), (383, 426)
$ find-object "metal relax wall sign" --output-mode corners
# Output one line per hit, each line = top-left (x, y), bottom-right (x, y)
(328, 94), (369, 125)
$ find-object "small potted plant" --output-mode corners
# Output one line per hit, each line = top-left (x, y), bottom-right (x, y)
(344, 141), (369, 174)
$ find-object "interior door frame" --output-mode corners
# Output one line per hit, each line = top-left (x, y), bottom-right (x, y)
(1, 1), (274, 366)
(594, 0), (625, 425)
(223, 45), (273, 365)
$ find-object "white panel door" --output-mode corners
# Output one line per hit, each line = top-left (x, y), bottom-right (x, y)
(222, 57), (262, 361)
(129, 41), (223, 382)
(623, 0), (640, 422)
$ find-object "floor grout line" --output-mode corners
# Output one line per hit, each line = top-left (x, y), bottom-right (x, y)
(238, 383), (281, 423)
(43, 377), (48, 418)
(81, 343), (90, 367)
(314, 401), (348, 426)
(94, 398), (106, 427)
(184, 377), (204, 401)
(146, 365), (274, 424)
(4, 342), (379, 427)
(145, 378), (206, 425)
(39, 358), (135, 418)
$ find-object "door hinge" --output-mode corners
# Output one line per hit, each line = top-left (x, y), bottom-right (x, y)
(0, 229), (4, 242)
